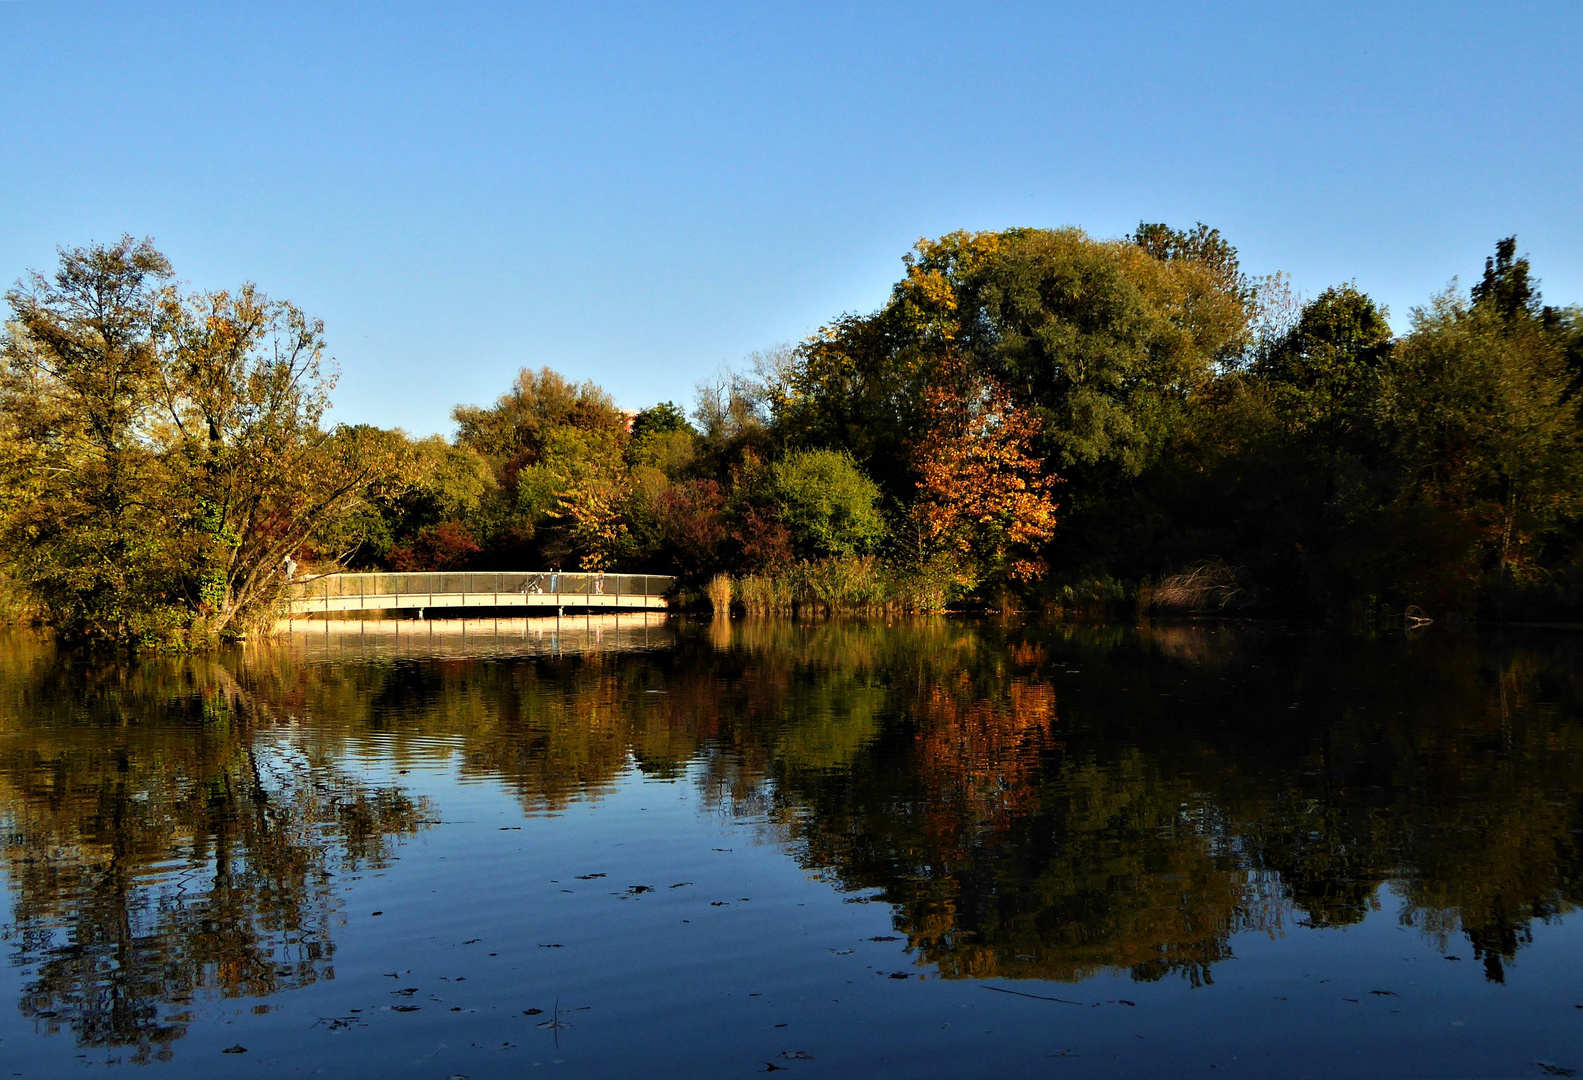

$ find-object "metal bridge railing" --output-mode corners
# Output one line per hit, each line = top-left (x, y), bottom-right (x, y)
(285, 571), (674, 602)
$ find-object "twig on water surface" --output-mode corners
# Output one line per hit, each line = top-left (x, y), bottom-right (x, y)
(981, 985), (1085, 1006)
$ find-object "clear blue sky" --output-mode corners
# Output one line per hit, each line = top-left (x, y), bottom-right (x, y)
(2, 2), (1579, 435)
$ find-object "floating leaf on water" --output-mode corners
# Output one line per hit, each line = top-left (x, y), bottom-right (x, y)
(316, 1015), (364, 1031)
(523, 1008), (543, 1016)
(221, 1045), (247, 1054)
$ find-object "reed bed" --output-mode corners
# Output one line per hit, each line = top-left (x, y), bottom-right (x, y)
(736, 572), (795, 615)
(723, 556), (954, 616)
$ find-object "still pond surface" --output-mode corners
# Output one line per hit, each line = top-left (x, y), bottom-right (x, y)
(1, 616), (1582, 1078)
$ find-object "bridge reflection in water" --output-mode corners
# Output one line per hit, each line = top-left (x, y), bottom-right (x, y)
(275, 612), (676, 660)
(283, 571), (673, 617)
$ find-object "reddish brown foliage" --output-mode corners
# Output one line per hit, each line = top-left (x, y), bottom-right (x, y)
(657, 480), (727, 573)
(731, 505), (794, 572)
(387, 520), (482, 571)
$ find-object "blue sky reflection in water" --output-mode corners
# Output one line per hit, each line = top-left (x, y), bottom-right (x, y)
(1, 619), (1582, 1077)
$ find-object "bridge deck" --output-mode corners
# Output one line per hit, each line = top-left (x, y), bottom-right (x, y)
(285, 571), (672, 616)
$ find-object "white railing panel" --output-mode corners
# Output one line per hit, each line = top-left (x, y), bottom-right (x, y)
(286, 571), (674, 602)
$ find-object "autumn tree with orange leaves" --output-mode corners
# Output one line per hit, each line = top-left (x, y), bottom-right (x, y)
(910, 370), (1058, 583)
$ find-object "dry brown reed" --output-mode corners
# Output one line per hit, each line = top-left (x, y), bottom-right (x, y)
(1150, 560), (1254, 613)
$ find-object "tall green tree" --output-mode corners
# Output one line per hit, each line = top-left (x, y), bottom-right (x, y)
(1255, 284), (1393, 437)
(1470, 236), (1540, 321)
(0, 238), (173, 635)
(157, 285), (400, 632)
(628, 400), (693, 444)
(954, 228), (1246, 473)
(452, 365), (625, 468)
(774, 228), (1249, 488)
(0, 238), (396, 641)
(1378, 288), (1583, 592)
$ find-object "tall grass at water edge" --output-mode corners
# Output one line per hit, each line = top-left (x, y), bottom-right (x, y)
(725, 556), (954, 616)
(706, 573), (733, 616)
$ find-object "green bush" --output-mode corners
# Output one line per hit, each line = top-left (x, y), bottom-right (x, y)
(767, 450), (887, 559)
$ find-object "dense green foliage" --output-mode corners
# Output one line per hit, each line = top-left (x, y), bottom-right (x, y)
(3, 227), (1580, 636)
(766, 449), (886, 559)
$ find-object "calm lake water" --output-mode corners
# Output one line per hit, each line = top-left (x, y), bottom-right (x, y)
(2, 616), (1582, 1078)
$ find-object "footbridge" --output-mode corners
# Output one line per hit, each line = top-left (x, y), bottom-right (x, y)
(284, 571), (673, 616)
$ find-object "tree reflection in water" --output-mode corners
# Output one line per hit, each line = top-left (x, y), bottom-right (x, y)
(257, 619), (1583, 986)
(2, 620), (1581, 1056)
(0, 640), (429, 1061)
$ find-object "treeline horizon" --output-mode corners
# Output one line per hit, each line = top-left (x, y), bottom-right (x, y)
(1, 224), (1580, 641)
